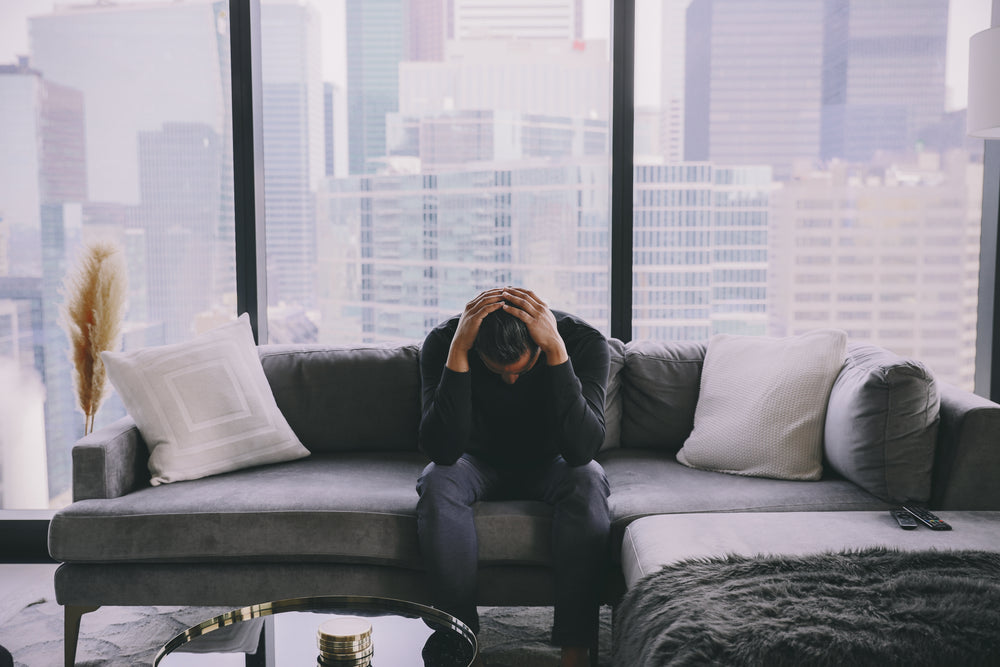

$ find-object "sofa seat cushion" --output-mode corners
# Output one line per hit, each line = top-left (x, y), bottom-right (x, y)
(620, 511), (1000, 590)
(600, 449), (889, 546)
(49, 453), (555, 568)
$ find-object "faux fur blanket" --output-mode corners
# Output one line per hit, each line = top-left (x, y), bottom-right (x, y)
(614, 548), (1000, 667)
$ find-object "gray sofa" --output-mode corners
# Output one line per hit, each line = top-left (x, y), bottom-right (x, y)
(48, 338), (1000, 665)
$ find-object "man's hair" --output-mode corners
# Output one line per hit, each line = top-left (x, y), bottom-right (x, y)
(474, 307), (538, 364)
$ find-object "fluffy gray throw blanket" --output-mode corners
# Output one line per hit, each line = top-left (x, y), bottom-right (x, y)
(614, 548), (1000, 666)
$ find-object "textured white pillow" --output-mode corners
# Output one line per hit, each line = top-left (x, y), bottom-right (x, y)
(102, 314), (309, 485)
(676, 330), (847, 481)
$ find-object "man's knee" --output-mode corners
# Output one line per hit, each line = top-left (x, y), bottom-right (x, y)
(417, 460), (480, 509)
(560, 460), (610, 500)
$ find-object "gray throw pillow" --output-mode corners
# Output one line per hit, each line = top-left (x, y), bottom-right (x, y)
(620, 340), (707, 453)
(824, 344), (939, 504)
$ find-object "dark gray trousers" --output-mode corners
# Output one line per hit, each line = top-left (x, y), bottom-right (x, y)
(416, 454), (611, 647)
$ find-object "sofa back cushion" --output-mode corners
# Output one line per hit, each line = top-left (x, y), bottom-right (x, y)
(824, 343), (940, 504)
(259, 344), (422, 453)
(621, 340), (706, 453)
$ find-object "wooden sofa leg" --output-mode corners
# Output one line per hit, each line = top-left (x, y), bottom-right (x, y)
(64, 605), (99, 667)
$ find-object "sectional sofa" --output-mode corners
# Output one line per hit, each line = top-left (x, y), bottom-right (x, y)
(48, 337), (1000, 665)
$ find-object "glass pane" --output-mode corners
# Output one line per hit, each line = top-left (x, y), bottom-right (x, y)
(260, 0), (612, 345)
(0, 1), (235, 509)
(634, 0), (990, 390)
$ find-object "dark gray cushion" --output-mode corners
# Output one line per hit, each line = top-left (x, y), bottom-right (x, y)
(600, 338), (626, 451)
(620, 340), (706, 452)
(259, 344), (421, 453)
(824, 343), (940, 504)
(600, 449), (889, 550)
(49, 452), (555, 568)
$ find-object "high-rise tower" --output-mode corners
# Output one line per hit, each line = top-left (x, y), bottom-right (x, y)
(821, 0), (949, 162)
(685, 0), (825, 179)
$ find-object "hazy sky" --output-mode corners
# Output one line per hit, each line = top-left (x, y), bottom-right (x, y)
(0, 0), (992, 112)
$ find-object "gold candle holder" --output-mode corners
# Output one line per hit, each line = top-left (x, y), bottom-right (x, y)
(317, 617), (373, 666)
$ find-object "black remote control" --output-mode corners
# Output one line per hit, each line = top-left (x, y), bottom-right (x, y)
(902, 506), (952, 531)
(890, 508), (918, 530)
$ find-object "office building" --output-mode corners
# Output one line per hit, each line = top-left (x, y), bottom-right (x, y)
(346, 0), (407, 174)
(398, 39), (609, 121)
(0, 59), (86, 506)
(821, 0), (950, 162)
(768, 151), (980, 389)
(633, 162), (771, 340)
(451, 0), (583, 40)
(660, 0), (689, 162)
(261, 1), (324, 310)
(685, 0), (824, 179)
(317, 158), (609, 342)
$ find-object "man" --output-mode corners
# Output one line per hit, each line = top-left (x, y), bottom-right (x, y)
(417, 287), (611, 667)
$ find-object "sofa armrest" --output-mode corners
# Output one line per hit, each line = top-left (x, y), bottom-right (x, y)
(931, 383), (1000, 509)
(72, 416), (150, 501)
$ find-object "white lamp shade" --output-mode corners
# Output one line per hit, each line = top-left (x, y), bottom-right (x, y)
(968, 26), (1000, 139)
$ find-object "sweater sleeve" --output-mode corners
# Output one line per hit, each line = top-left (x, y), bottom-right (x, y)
(547, 333), (611, 466)
(418, 327), (471, 465)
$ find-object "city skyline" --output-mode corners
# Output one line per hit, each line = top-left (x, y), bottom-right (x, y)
(1, 0), (991, 109)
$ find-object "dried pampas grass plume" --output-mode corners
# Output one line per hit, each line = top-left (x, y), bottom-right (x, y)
(59, 241), (128, 435)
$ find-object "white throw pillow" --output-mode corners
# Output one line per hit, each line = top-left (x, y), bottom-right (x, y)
(102, 314), (309, 485)
(676, 330), (847, 481)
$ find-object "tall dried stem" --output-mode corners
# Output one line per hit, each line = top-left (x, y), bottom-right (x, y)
(59, 241), (128, 435)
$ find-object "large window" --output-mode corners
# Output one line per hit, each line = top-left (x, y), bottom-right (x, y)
(258, 0), (613, 344)
(0, 1), (235, 509)
(0, 0), (995, 520)
(633, 0), (991, 390)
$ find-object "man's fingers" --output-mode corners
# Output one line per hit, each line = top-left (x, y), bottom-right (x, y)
(474, 300), (505, 318)
(501, 302), (530, 322)
(466, 290), (505, 314)
(501, 287), (545, 314)
(467, 288), (504, 308)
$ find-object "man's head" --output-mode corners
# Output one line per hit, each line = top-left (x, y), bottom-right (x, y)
(474, 307), (540, 383)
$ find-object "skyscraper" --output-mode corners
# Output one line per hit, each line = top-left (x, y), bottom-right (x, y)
(260, 1), (324, 310)
(30, 0), (235, 335)
(30, 1), (231, 205)
(136, 122), (222, 342)
(684, 0), (825, 179)
(684, 0), (951, 175)
(346, 0), (406, 174)
(659, 0), (689, 162)
(821, 0), (949, 162)
(0, 59), (87, 506)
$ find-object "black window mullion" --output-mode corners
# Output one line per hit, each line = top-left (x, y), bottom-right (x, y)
(230, 0), (268, 344)
(976, 139), (1000, 402)
(610, 0), (635, 342)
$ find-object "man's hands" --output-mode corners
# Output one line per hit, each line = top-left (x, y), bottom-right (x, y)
(446, 287), (569, 373)
(500, 287), (569, 366)
(446, 288), (506, 373)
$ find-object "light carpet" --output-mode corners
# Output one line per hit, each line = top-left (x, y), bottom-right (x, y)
(0, 577), (611, 666)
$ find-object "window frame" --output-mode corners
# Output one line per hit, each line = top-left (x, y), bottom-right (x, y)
(4, 0), (999, 561)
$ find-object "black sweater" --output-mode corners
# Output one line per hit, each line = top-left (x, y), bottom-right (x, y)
(418, 311), (610, 468)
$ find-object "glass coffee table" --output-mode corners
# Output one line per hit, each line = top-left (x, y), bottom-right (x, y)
(154, 596), (477, 667)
